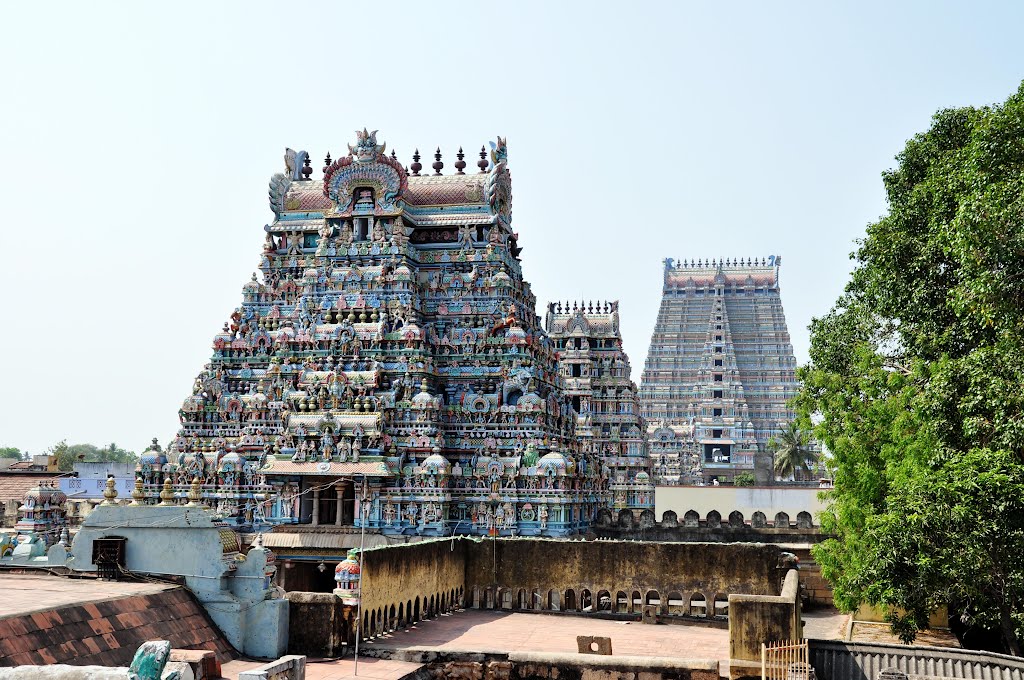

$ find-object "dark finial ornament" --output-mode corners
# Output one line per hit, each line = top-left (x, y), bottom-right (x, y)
(323, 152), (332, 173)
(455, 147), (466, 174)
(411, 149), (422, 176)
(432, 147), (444, 175)
(478, 146), (489, 173)
(391, 149), (398, 162)
(302, 154), (313, 180)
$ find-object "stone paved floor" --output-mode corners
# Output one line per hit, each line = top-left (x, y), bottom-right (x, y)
(0, 574), (175, 618)
(221, 657), (423, 680)
(364, 609), (730, 662)
(802, 608), (851, 640)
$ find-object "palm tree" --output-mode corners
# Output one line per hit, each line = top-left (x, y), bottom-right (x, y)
(770, 422), (818, 482)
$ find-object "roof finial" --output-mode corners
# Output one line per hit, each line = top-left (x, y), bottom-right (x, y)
(323, 152), (332, 174)
(433, 147), (444, 175)
(478, 146), (489, 173)
(455, 147), (466, 174)
(411, 149), (422, 176)
(302, 154), (313, 180)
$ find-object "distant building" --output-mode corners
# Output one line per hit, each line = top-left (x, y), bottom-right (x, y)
(639, 257), (800, 484)
(545, 301), (654, 512)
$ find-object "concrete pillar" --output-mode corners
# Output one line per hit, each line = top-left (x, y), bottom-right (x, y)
(312, 487), (320, 526)
(335, 483), (345, 526)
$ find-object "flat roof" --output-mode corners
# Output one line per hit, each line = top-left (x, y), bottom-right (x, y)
(0, 574), (175, 619)
(363, 609), (730, 664)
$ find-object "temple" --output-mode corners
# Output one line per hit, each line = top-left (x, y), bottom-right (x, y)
(144, 131), (614, 537)
(545, 301), (653, 512)
(639, 257), (800, 485)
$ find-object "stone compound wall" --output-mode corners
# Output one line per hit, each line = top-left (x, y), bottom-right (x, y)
(288, 538), (787, 651)
(728, 569), (802, 679)
(357, 538), (468, 639)
(463, 539), (783, 617)
(420, 653), (719, 680)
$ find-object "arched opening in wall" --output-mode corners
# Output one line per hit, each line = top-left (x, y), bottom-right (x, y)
(564, 589), (577, 611)
(548, 589), (561, 611)
(797, 511), (813, 529)
(572, 396), (582, 413)
(689, 592), (707, 617)
(485, 588), (495, 610)
(362, 611), (369, 640)
(667, 591), (684, 616)
(774, 512), (790, 528)
(471, 587), (481, 609)
(532, 589), (543, 610)
(440, 593), (447, 613)
(596, 590), (612, 612)
(506, 390), (523, 406)
(580, 589), (593, 612)
(631, 590), (642, 614)
(428, 595), (435, 618)
(714, 593), (729, 618)
(399, 602), (406, 628)
(389, 605), (396, 631)
(615, 591), (628, 613)
(369, 610), (377, 638)
(414, 597), (420, 622)
(645, 590), (661, 614)
(378, 608), (385, 636)
(501, 588), (513, 610)
(452, 588), (458, 610)
(517, 588), (528, 610)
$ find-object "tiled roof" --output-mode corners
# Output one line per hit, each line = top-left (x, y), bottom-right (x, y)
(0, 586), (236, 667)
(0, 474), (61, 504)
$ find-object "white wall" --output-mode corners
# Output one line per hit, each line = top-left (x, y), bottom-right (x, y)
(655, 486), (827, 521)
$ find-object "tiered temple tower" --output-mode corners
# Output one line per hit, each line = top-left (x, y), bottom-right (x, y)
(639, 257), (800, 484)
(545, 301), (654, 513)
(149, 131), (607, 537)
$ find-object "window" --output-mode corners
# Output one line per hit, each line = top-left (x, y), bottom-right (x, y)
(571, 364), (582, 378)
(713, 429), (723, 438)
(714, 359), (723, 367)
(302, 233), (319, 249)
(715, 335), (722, 341)
(713, 408), (722, 417)
(715, 346), (723, 353)
(714, 374), (723, 382)
(713, 390), (723, 399)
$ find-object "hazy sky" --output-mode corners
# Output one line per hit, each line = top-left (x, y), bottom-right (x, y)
(1, 1), (1022, 454)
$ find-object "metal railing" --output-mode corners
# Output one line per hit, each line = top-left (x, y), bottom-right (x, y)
(763, 640), (812, 680)
(808, 639), (1024, 680)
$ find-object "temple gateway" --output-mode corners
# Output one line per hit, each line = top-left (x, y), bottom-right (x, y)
(138, 130), (652, 539)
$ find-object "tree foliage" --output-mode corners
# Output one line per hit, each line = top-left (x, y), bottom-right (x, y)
(47, 441), (138, 471)
(770, 421), (819, 481)
(0, 447), (22, 460)
(797, 82), (1024, 655)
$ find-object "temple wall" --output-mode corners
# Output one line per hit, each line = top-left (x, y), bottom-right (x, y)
(655, 486), (826, 523)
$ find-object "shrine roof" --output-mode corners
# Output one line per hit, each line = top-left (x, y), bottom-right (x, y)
(0, 473), (62, 503)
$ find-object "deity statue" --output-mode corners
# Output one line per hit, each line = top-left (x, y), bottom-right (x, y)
(538, 504), (548, 530)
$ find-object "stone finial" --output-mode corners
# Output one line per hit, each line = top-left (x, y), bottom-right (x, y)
(158, 478), (175, 506)
(477, 146), (489, 173)
(432, 147), (444, 175)
(302, 154), (313, 179)
(455, 147), (466, 174)
(101, 476), (118, 506)
(411, 149), (422, 176)
(130, 478), (145, 506)
(322, 152), (332, 173)
(187, 477), (202, 506)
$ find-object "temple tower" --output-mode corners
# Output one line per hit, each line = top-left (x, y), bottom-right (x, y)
(639, 257), (799, 484)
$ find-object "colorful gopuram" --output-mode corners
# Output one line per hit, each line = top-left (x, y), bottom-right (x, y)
(545, 301), (653, 512)
(151, 131), (607, 536)
(639, 257), (800, 485)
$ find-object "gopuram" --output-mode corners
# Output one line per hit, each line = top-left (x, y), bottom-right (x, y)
(143, 130), (613, 536)
(545, 301), (653, 512)
(639, 257), (800, 485)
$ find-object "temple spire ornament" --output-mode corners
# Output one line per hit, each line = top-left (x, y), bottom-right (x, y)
(411, 149), (422, 175)
(455, 147), (466, 174)
(433, 147), (444, 175)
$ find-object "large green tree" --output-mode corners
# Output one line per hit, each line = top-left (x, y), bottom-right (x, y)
(797, 82), (1024, 655)
(0, 447), (22, 460)
(47, 441), (138, 471)
(770, 422), (819, 481)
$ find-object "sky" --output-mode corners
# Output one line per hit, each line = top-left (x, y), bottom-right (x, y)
(1, 1), (1022, 455)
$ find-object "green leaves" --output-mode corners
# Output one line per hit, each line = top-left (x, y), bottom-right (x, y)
(802, 82), (1024, 655)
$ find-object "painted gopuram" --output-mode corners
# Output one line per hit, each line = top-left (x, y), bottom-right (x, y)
(639, 257), (800, 485)
(545, 302), (653, 512)
(150, 130), (607, 538)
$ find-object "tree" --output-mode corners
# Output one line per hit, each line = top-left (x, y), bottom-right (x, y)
(0, 447), (22, 460)
(47, 441), (138, 471)
(769, 422), (818, 481)
(733, 472), (757, 487)
(797, 82), (1024, 655)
